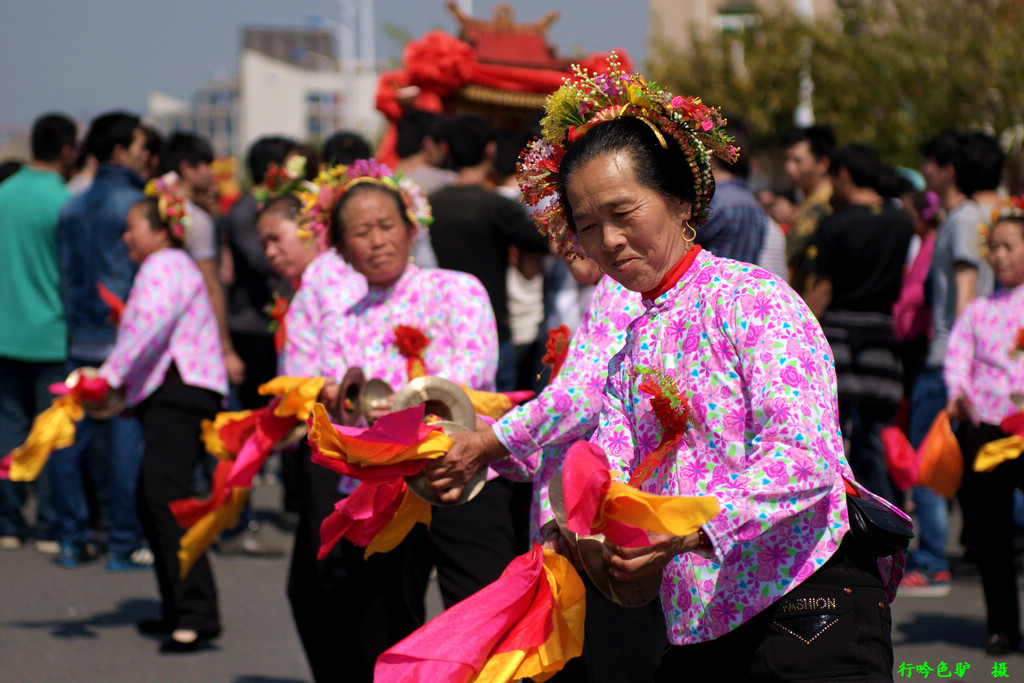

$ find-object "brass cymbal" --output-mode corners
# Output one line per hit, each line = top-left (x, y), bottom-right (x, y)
(359, 378), (395, 420)
(391, 376), (475, 429)
(338, 367), (367, 426)
(405, 420), (488, 506)
(337, 367), (395, 427)
(547, 472), (662, 608)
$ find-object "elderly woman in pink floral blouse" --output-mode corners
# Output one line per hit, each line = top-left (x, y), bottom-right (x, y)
(508, 58), (907, 681)
(297, 160), (518, 680)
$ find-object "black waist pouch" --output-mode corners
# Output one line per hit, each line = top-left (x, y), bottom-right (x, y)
(847, 495), (914, 557)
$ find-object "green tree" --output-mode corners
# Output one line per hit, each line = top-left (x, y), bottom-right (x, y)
(649, 0), (1024, 168)
(648, 5), (809, 156)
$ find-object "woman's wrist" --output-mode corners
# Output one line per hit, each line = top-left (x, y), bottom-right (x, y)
(540, 520), (561, 539)
(477, 427), (511, 465)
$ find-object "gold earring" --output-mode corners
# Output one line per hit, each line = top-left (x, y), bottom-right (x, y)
(683, 220), (696, 243)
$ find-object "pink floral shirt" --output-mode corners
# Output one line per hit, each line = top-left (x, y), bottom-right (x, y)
(589, 250), (903, 645)
(494, 276), (642, 538)
(279, 249), (366, 377)
(100, 248), (227, 405)
(944, 283), (1024, 426)
(324, 263), (498, 391)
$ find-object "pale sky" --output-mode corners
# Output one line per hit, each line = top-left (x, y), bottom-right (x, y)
(0, 0), (649, 131)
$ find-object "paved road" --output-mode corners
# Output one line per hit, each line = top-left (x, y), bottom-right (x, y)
(1, 483), (1021, 682)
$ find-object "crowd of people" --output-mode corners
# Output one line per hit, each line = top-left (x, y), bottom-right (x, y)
(1, 53), (1023, 679)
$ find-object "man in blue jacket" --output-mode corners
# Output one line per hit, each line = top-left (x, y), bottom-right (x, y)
(52, 111), (151, 571)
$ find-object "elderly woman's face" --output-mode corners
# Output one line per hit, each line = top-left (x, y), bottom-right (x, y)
(567, 151), (691, 292)
(339, 189), (413, 287)
(257, 210), (318, 282)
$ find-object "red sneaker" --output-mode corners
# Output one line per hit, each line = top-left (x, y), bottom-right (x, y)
(900, 569), (951, 597)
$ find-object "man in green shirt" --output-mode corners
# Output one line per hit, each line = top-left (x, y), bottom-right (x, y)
(0, 113), (77, 551)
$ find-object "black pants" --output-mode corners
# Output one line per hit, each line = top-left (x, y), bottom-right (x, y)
(417, 477), (520, 608)
(956, 421), (1023, 644)
(289, 472), (517, 682)
(550, 576), (667, 683)
(229, 331), (277, 410)
(287, 447), (426, 683)
(656, 537), (894, 682)
(135, 365), (221, 634)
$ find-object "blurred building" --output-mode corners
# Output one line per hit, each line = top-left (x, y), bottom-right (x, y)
(0, 124), (30, 163)
(649, 0), (836, 49)
(149, 73), (238, 158)
(239, 26), (343, 153)
(146, 24), (383, 178)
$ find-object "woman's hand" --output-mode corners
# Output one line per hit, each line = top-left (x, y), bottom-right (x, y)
(603, 532), (699, 583)
(423, 428), (507, 503)
(946, 396), (977, 424)
(540, 521), (582, 569)
(224, 349), (246, 387)
(319, 380), (341, 416)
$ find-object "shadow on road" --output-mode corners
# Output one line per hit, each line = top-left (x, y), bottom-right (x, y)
(895, 612), (987, 647)
(7, 597), (159, 639)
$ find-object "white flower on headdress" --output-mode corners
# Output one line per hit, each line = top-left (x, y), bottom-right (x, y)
(396, 176), (433, 229)
(285, 155), (307, 180)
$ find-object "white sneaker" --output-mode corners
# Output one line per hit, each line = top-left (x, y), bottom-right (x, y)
(131, 546), (155, 566)
(34, 539), (61, 555)
(0, 536), (22, 550)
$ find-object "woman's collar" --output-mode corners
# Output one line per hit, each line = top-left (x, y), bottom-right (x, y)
(367, 262), (419, 294)
(641, 247), (710, 309)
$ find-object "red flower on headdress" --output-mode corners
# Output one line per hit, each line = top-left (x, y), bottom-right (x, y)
(265, 164), (282, 191)
(541, 325), (572, 380)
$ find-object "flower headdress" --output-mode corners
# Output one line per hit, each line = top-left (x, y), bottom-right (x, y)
(516, 52), (739, 257)
(295, 159), (433, 241)
(990, 195), (1024, 226)
(982, 195), (1024, 259)
(144, 171), (190, 241)
(253, 155), (309, 206)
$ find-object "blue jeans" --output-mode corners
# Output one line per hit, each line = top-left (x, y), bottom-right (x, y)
(496, 339), (517, 393)
(49, 359), (143, 553)
(839, 400), (899, 507)
(909, 367), (950, 576)
(0, 357), (63, 539)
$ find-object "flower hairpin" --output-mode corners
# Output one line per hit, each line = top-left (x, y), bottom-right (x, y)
(516, 51), (738, 258)
(296, 159), (433, 241)
(990, 195), (1024, 226)
(144, 171), (190, 241)
(254, 155), (310, 206)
